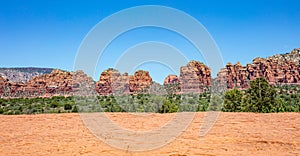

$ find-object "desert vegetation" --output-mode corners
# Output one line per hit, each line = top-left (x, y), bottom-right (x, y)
(223, 77), (300, 112)
(0, 77), (300, 115)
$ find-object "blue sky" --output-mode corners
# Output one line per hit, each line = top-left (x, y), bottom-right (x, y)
(0, 0), (300, 83)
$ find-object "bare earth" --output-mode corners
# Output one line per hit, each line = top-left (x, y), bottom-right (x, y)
(0, 112), (299, 156)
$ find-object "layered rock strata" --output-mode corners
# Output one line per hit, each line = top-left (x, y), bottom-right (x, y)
(216, 48), (300, 90)
(95, 68), (152, 95)
(164, 61), (211, 94)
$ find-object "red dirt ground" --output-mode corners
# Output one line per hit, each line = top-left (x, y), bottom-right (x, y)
(0, 112), (299, 156)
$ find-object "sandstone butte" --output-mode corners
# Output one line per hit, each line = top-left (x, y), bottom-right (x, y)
(95, 68), (152, 95)
(164, 60), (211, 94)
(0, 48), (300, 97)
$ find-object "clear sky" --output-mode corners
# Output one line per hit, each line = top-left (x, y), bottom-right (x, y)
(1, 0), (299, 83)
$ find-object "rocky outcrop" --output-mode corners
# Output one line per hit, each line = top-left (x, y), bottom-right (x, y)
(95, 68), (152, 95)
(0, 67), (53, 83)
(164, 75), (179, 85)
(72, 70), (97, 96)
(25, 69), (95, 97)
(129, 70), (152, 93)
(268, 48), (300, 65)
(164, 61), (211, 94)
(95, 68), (129, 95)
(217, 48), (300, 90)
(164, 75), (180, 94)
(0, 75), (9, 95)
(1, 69), (95, 97)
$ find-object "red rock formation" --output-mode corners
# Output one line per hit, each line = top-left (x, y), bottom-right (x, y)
(0, 75), (9, 95)
(72, 70), (96, 96)
(164, 61), (211, 94)
(1, 69), (95, 97)
(164, 75), (179, 85)
(8, 82), (26, 97)
(1, 48), (299, 97)
(164, 75), (180, 94)
(129, 70), (152, 93)
(95, 68), (128, 95)
(217, 48), (300, 90)
(95, 68), (152, 95)
(25, 69), (73, 96)
(180, 61), (211, 93)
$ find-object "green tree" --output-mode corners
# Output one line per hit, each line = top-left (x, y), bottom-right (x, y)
(50, 101), (58, 108)
(72, 105), (78, 112)
(242, 77), (277, 112)
(160, 99), (178, 113)
(223, 88), (243, 112)
(64, 103), (72, 110)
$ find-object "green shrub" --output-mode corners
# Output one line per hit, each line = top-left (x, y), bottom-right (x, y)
(72, 105), (78, 112)
(223, 88), (243, 112)
(64, 103), (72, 110)
(50, 101), (58, 108)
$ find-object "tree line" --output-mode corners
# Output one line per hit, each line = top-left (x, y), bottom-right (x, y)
(0, 77), (299, 115)
(223, 78), (300, 112)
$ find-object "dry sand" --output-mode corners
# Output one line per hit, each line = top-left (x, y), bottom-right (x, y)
(0, 112), (299, 156)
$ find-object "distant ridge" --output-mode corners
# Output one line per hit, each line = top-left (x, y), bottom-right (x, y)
(216, 48), (300, 90)
(0, 67), (54, 83)
(267, 48), (300, 65)
(0, 67), (54, 72)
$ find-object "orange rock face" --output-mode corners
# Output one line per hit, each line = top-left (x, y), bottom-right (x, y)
(1, 69), (95, 97)
(217, 48), (300, 90)
(164, 75), (179, 85)
(95, 68), (152, 95)
(129, 70), (152, 93)
(95, 68), (129, 95)
(164, 61), (211, 94)
(0, 75), (8, 95)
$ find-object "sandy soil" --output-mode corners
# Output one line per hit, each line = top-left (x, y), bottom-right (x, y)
(0, 112), (299, 156)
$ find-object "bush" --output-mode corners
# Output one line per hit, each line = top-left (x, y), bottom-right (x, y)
(72, 105), (78, 112)
(50, 101), (58, 108)
(64, 103), (72, 110)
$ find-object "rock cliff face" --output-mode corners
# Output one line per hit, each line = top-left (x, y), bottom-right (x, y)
(1, 69), (95, 97)
(0, 75), (9, 95)
(164, 61), (211, 94)
(164, 75), (179, 85)
(95, 68), (152, 95)
(164, 75), (180, 94)
(129, 70), (152, 93)
(25, 69), (95, 97)
(217, 48), (300, 90)
(95, 68), (128, 95)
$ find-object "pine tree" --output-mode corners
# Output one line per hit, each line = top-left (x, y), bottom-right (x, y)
(242, 77), (277, 112)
